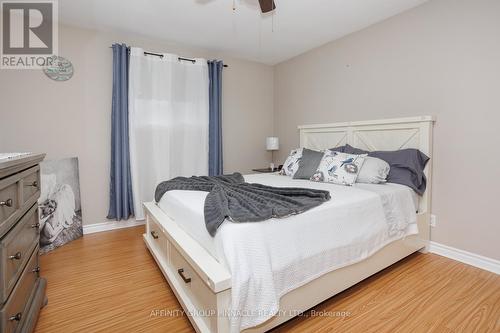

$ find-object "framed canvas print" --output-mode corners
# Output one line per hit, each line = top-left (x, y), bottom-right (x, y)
(38, 157), (83, 254)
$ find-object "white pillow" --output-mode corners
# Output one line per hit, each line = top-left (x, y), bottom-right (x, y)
(280, 148), (303, 176)
(356, 156), (390, 184)
(310, 151), (366, 186)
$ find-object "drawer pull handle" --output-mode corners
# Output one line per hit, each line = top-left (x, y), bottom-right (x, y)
(31, 222), (40, 229)
(150, 231), (159, 239)
(9, 252), (22, 260)
(32, 266), (41, 273)
(0, 198), (13, 207)
(9, 312), (22, 321)
(178, 268), (191, 284)
(25, 181), (38, 188)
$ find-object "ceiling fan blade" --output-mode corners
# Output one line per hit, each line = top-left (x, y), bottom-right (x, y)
(258, 0), (276, 13)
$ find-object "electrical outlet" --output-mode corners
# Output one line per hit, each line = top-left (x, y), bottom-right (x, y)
(430, 214), (437, 227)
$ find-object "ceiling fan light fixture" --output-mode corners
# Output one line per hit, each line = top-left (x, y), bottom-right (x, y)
(258, 0), (276, 13)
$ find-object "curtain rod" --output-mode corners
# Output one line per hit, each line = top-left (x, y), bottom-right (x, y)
(110, 46), (228, 67)
(145, 51), (228, 67)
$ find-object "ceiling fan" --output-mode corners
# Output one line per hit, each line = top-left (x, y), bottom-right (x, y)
(258, 0), (276, 13)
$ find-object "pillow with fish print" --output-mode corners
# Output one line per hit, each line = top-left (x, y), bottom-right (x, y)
(279, 148), (303, 176)
(310, 151), (367, 186)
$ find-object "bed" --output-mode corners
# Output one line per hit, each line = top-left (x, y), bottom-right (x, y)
(143, 116), (435, 333)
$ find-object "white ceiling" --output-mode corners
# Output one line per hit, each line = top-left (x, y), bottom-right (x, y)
(59, 0), (428, 65)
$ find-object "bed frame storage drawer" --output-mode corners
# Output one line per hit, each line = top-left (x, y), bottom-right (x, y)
(0, 245), (39, 333)
(143, 203), (233, 333)
(0, 204), (39, 304)
(146, 215), (167, 260)
(168, 241), (218, 329)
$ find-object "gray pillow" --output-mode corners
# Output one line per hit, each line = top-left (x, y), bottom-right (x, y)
(293, 148), (324, 180)
(343, 144), (368, 155)
(329, 145), (346, 152)
(343, 144), (430, 194)
(356, 156), (390, 184)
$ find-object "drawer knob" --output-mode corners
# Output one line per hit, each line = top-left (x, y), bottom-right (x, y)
(8, 252), (22, 260)
(0, 198), (13, 207)
(178, 268), (192, 284)
(32, 266), (41, 273)
(9, 312), (22, 321)
(150, 230), (159, 239)
(31, 222), (41, 229)
(25, 181), (38, 188)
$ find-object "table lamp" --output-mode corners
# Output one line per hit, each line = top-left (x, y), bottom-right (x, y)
(266, 137), (279, 171)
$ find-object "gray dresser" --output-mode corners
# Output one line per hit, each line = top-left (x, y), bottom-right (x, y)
(0, 154), (47, 333)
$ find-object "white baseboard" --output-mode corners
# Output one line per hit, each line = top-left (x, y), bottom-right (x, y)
(83, 219), (145, 235)
(429, 241), (500, 275)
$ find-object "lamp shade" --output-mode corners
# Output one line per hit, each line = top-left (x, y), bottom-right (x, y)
(266, 137), (279, 151)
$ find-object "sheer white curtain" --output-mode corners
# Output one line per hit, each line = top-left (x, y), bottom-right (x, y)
(128, 48), (209, 220)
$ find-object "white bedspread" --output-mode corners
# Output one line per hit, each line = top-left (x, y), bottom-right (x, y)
(158, 174), (418, 332)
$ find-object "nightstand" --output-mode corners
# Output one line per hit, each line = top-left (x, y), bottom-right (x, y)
(252, 167), (281, 173)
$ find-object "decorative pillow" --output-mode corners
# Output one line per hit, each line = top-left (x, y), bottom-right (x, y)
(343, 144), (430, 194)
(310, 151), (367, 186)
(279, 148), (303, 176)
(293, 148), (324, 180)
(329, 145), (347, 153)
(342, 144), (368, 155)
(356, 156), (390, 184)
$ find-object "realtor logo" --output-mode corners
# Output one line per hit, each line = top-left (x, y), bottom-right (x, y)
(1, 0), (58, 69)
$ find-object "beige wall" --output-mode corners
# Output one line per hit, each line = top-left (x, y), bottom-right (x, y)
(274, 0), (500, 260)
(1, 0), (498, 260)
(0, 24), (274, 226)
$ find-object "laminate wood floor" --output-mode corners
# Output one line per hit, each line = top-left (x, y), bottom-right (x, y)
(34, 226), (500, 333)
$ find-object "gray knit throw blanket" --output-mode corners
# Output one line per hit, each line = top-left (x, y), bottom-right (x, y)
(155, 173), (331, 236)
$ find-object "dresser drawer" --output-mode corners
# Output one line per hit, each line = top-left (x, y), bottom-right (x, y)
(20, 167), (40, 208)
(0, 166), (40, 239)
(0, 204), (39, 304)
(0, 181), (20, 237)
(0, 246), (39, 333)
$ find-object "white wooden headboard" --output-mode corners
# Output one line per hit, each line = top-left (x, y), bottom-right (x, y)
(298, 116), (435, 214)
